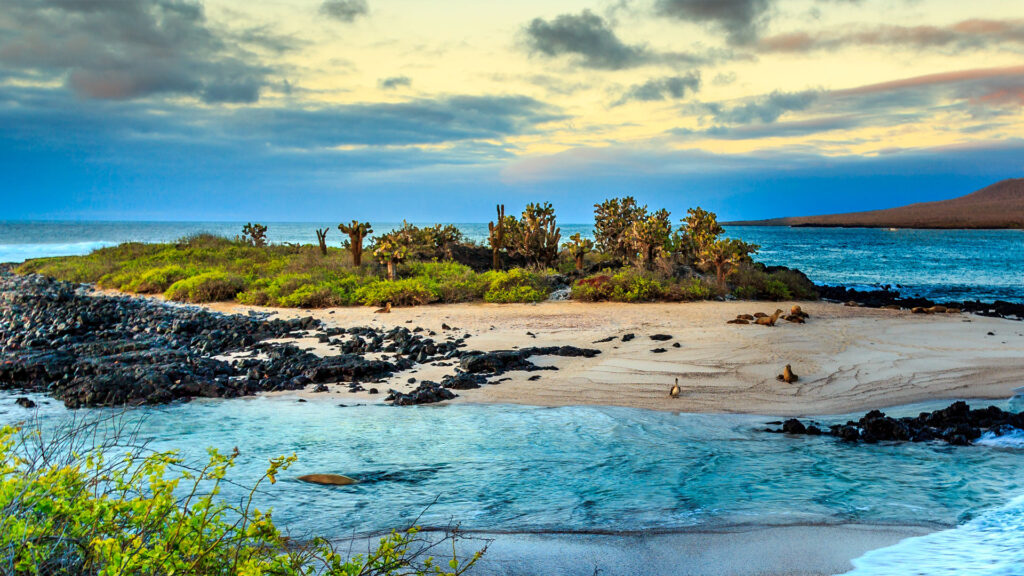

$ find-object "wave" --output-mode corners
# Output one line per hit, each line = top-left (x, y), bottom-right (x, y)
(843, 493), (1024, 575)
(0, 241), (117, 263)
(975, 428), (1024, 449)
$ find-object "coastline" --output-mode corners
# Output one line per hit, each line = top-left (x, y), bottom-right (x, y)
(200, 299), (1024, 416)
(363, 523), (939, 576)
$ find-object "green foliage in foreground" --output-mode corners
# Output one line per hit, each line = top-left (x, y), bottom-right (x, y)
(0, 422), (482, 576)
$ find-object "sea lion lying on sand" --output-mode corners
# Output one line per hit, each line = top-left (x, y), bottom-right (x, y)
(727, 318), (750, 324)
(789, 305), (809, 319)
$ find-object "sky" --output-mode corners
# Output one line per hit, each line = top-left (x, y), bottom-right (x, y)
(0, 0), (1022, 222)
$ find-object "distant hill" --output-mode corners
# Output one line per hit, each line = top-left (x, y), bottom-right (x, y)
(728, 178), (1024, 229)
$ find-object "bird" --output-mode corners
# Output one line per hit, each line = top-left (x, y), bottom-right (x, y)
(670, 378), (681, 398)
(776, 364), (799, 383)
(374, 302), (392, 314)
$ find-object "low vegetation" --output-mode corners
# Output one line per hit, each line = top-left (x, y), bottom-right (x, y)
(16, 201), (818, 307)
(0, 417), (482, 576)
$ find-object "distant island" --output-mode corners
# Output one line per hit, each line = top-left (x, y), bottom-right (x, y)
(728, 178), (1024, 229)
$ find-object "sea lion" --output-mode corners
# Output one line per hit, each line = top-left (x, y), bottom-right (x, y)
(374, 302), (392, 314)
(756, 309), (784, 327)
(789, 305), (809, 319)
(784, 315), (805, 324)
(927, 305), (947, 314)
(297, 474), (358, 486)
(844, 301), (860, 307)
(776, 364), (798, 383)
(911, 307), (928, 314)
(737, 314), (755, 321)
(727, 319), (750, 324)
(753, 312), (768, 318)
(670, 378), (681, 398)
(882, 304), (901, 310)
(946, 308), (962, 314)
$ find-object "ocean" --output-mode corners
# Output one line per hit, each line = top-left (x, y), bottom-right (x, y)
(2, 221), (1022, 303)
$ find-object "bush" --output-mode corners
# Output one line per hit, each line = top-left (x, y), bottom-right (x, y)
(571, 270), (663, 302)
(664, 277), (720, 301)
(730, 264), (817, 301)
(129, 265), (189, 293)
(482, 269), (550, 303)
(164, 272), (246, 303)
(356, 278), (438, 307)
(0, 420), (482, 576)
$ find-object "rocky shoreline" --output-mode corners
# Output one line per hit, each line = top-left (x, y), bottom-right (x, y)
(0, 271), (598, 408)
(771, 401), (1024, 446)
(814, 284), (1024, 321)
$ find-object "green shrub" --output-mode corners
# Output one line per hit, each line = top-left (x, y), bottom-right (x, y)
(730, 264), (817, 301)
(129, 264), (189, 293)
(165, 272), (246, 303)
(571, 270), (662, 302)
(356, 278), (438, 306)
(482, 269), (550, 303)
(0, 422), (482, 576)
(664, 277), (720, 301)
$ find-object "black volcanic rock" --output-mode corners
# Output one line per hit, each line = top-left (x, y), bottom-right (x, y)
(771, 401), (1024, 446)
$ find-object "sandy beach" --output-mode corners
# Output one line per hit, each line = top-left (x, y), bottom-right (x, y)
(203, 299), (1024, 416)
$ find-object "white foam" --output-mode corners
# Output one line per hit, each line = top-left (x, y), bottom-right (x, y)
(975, 428), (1024, 449)
(843, 494), (1024, 575)
(0, 241), (116, 263)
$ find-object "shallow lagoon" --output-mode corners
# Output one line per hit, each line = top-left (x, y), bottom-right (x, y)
(3, 394), (1022, 540)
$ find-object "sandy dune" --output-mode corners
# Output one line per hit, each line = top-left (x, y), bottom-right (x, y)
(205, 300), (1024, 416)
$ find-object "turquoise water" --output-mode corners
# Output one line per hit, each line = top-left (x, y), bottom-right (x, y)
(3, 393), (1023, 565)
(2, 221), (1022, 302)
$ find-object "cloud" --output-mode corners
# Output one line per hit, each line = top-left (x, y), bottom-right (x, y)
(703, 90), (821, 124)
(655, 0), (771, 45)
(319, 0), (369, 23)
(378, 76), (412, 90)
(523, 10), (649, 69)
(613, 73), (702, 106)
(0, 0), (271, 104)
(759, 19), (1024, 53)
(521, 10), (715, 70)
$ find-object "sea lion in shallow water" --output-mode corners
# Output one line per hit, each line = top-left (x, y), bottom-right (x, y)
(776, 364), (798, 383)
(670, 378), (681, 398)
(297, 474), (358, 486)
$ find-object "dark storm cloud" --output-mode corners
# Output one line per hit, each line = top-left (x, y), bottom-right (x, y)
(759, 20), (1024, 54)
(0, 0), (272, 103)
(522, 10), (708, 69)
(613, 73), (702, 106)
(654, 0), (771, 45)
(378, 76), (412, 90)
(319, 0), (369, 23)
